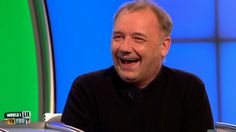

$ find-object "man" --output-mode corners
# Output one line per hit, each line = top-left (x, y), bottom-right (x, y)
(61, 1), (214, 132)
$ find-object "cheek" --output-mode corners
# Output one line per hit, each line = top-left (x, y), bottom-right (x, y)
(141, 46), (162, 62)
(111, 42), (116, 52)
(151, 44), (162, 55)
(111, 42), (119, 56)
(141, 45), (159, 56)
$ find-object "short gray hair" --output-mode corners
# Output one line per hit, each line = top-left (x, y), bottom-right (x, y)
(114, 0), (173, 37)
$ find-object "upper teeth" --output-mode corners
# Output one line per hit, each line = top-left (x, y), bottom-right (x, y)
(122, 58), (136, 61)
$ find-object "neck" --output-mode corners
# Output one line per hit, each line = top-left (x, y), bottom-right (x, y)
(136, 65), (162, 89)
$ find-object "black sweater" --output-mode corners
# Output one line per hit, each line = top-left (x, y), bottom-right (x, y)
(61, 65), (214, 132)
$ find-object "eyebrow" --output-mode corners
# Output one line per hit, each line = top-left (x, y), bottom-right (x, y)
(112, 31), (125, 36)
(113, 31), (148, 38)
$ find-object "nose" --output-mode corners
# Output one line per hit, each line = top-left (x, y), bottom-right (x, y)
(119, 36), (133, 53)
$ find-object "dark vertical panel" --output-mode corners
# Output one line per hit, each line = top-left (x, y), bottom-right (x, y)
(214, 0), (222, 122)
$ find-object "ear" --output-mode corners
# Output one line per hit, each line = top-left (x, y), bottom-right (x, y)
(161, 37), (171, 58)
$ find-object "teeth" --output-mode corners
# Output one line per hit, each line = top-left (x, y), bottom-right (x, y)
(120, 58), (139, 63)
(122, 58), (137, 61)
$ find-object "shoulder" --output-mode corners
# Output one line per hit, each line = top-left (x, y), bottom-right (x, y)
(73, 67), (113, 84)
(162, 65), (207, 100)
(70, 67), (115, 94)
(164, 65), (205, 88)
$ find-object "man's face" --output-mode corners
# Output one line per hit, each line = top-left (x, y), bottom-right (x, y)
(112, 8), (170, 88)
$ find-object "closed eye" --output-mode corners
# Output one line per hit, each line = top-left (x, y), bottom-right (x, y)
(113, 35), (123, 39)
(112, 31), (125, 42)
(132, 32), (147, 43)
(133, 36), (146, 43)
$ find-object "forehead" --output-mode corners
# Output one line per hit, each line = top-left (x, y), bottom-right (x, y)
(113, 8), (160, 33)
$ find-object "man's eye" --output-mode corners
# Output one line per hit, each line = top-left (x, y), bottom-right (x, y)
(113, 35), (124, 41)
(134, 37), (145, 43)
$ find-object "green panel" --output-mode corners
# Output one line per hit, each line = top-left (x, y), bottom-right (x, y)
(0, 0), (39, 121)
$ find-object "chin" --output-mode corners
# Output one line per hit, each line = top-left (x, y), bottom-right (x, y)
(119, 72), (138, 83)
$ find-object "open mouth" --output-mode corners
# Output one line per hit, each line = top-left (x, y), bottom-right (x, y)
(120, 57), (139, 64)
